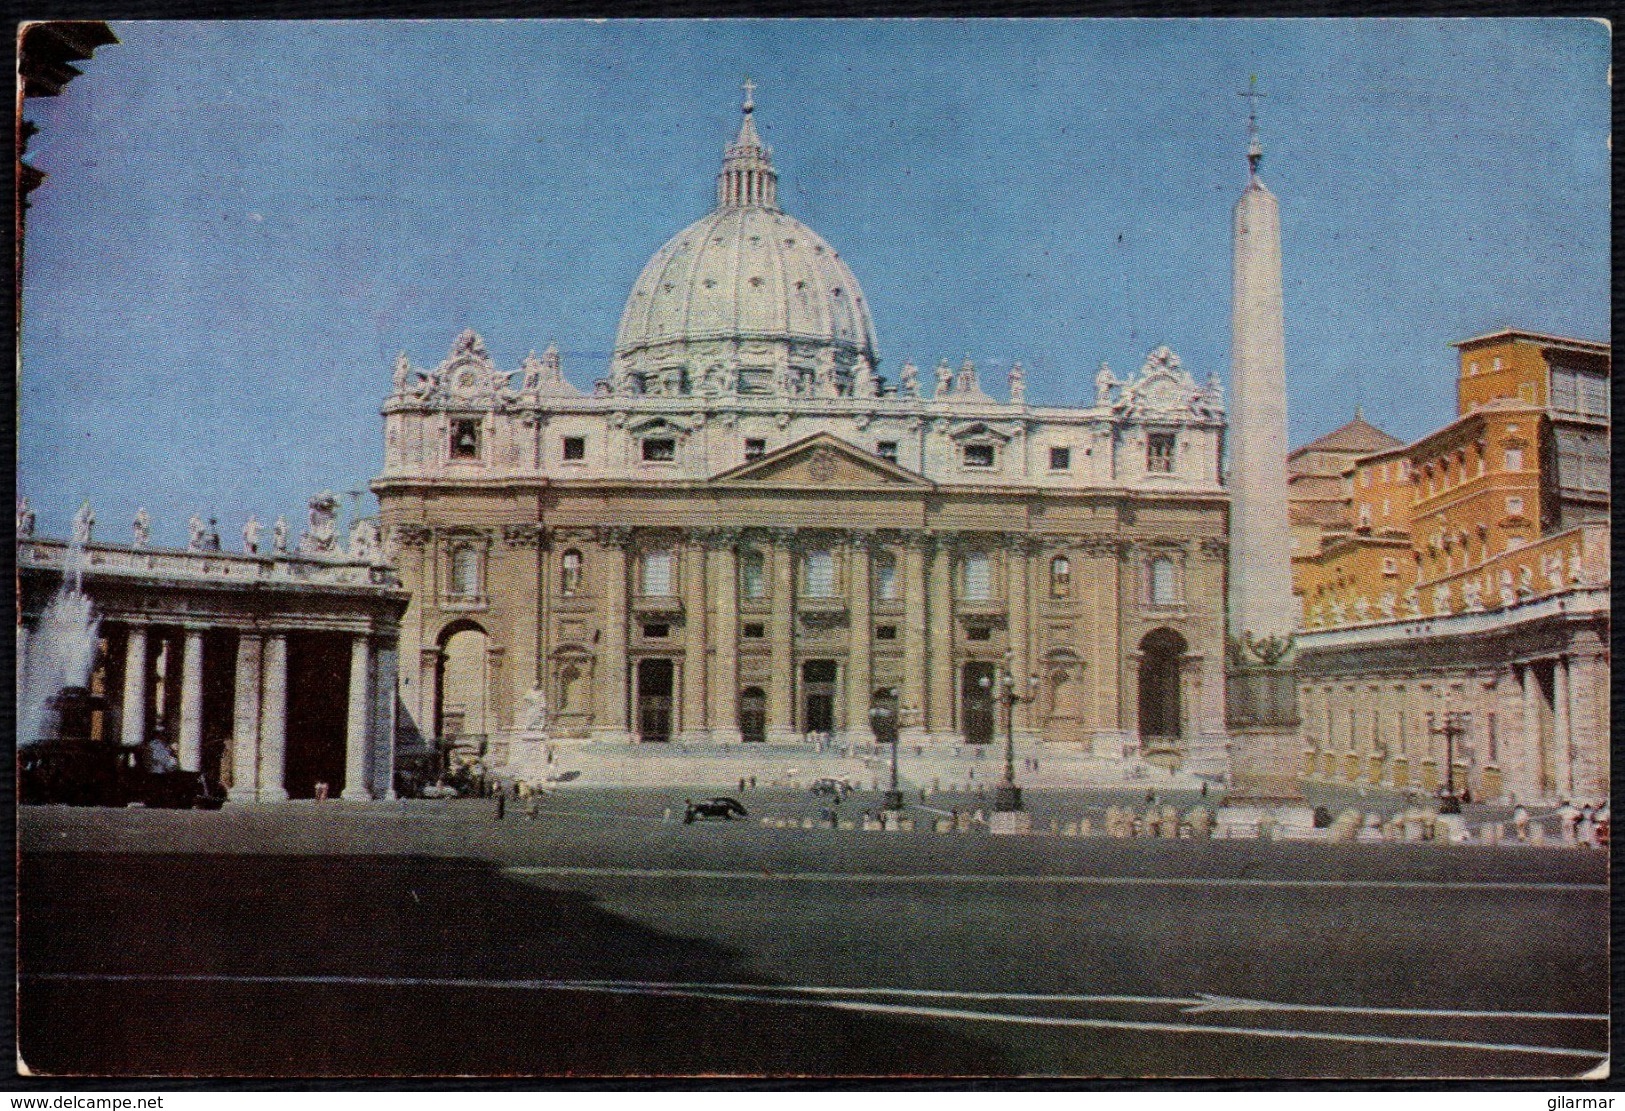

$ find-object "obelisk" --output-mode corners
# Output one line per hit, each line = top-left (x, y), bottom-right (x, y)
(1224, 79), (1304, 803)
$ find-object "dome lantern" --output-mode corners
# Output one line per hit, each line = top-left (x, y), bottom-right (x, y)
(717, 78), (778, 211)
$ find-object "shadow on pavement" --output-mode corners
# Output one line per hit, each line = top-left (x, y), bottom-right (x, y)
(20, 852), (1012, 1077)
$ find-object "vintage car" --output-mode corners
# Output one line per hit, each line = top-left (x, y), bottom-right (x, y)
(684, 796), (748, 823)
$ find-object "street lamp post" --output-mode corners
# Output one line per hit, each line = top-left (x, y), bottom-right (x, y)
(986, 656), (1040, 814)
(1427, 710), (1470, 815)
(872, 693), (902, 813)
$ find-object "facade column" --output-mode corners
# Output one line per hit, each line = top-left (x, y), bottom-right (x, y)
(900, 534), (929, 743)
(707, 534), (740, 743)
(679, 538), (708, 743)
(844, 534), (875, 744)
(257, 633), (289, 801)
(1007, 539), (1031, 736)
(120, 624), (149, 749)
(177, 628), (205, 772)
(1553, 656), (1572, 798)
(1519, 663), (1543, 800)
(926, 535), (957, 739)
(768, 531), (797, 743)
(229, 633), (263, 802)
(342, 634), (373, 799)
(593, 532), (630, 742)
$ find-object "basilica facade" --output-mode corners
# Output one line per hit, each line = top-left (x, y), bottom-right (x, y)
(373, 93), (1232, 760)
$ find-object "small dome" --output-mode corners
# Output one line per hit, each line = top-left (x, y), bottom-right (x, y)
(609, 86), (878, 395)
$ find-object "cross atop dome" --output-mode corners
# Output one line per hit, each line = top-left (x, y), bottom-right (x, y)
(742, 76), (755, 111)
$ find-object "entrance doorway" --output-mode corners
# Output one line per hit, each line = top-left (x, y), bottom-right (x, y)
(962, 662), (996, 745)
(871, 687), (900, 745)
(1138, 628), (1187, 745)
(802, 660), (837, 735)
(739, 686), (766, 744)
(636, 658), (674, 743)
(285, 632), (350, 799)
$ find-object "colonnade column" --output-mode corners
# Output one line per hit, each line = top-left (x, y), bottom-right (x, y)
(593, 531), (630, 742)
(120, 624), (149, 749)
(768, 531), (796, 742)
(707, 534), (740, 743)
(1519, 663), (1543, 799)
(258, 633), (289, 801)
(900, 534), (929, 742)
(926, 536), (956, 739)
(177, 628), (205, 772)
(844, 534), (874, 744)
(1552, 657), (1572, 798)
(229, 633), (263, 802)
(680, 539), (708, 743)
(1564, 637), (1607, 799)
(342, 634), (372, 800)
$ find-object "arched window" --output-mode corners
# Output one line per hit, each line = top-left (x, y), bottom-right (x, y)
(873, 550), (899, 601)
(961, 551), (991, 601)
(1150, 556), (1178, 605)
(641, 550), (674, 597)
(560, 549), (583, 596)
(1050, 556), (1071, 597)
(450, 546), (480, 598)
(803, 550), (836, 598)
(739, 549), (766, 599)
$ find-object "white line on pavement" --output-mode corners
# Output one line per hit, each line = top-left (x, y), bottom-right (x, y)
(25, 972), (1606, 1061)
(501, 864), (1605, 893)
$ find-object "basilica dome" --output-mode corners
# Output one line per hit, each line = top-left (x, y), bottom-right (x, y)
(610, 89), (879, 398)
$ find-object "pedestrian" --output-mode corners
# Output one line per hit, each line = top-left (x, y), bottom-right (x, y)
(739, 777), (746, 794)
(1578, 804), (1595, 847)
(1513, 803), (1530, 842)
(496, 792), (506, 820)
(750, 775), (757, 789)
(315, 780), (329, 802)
(1200, 781), (1209, 798)
(1559, 799), (1580, 843)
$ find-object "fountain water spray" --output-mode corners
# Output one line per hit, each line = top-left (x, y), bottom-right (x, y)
(18, 531), (102, 746)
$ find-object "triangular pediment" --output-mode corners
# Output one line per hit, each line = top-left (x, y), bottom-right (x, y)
(712, 432), (935, 490)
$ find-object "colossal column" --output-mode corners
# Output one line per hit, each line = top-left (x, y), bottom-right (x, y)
(258, 633), (289, 801)
(768, 531), (797, 743)
(177, 628), (205, 772)
(679, 539), (708, 742)
(926, 535), (956, 739)
(342, 634), (373, 799)
(1006, 539), (1031, 736)
(120, 624), (149, 750)
(900, 534), (929, 744)
(593, 529), (631, 743)
(844, 534), (875, 744)
(1224, 81), (1304, 803)
(707, 533), (741, 743)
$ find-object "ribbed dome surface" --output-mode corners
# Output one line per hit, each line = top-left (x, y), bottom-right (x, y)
(613, 206), (877, 362)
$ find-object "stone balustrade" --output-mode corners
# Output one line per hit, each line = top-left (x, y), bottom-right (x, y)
(20, 538), (401, 589)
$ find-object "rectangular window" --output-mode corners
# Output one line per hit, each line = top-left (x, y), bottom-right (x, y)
(745, 438), (766, 461)
(962, 552), (992, 601)
(1146, 432), (1176, 473)
(963, 443), (996, 468)
(450, 419), (481, 460)
(874, 624), (898, 641)
(642, 437), (676, 462)
(1503, 447), (1524, 472)
(641, 622), (670, 639)
(561, 435), (586, 461)
(1049, 446), (1071, 470)
(1505, 496), (1524, 516)
(804, 550), (836, 598)
(966, 626), (993, 642)
(874, 554), (899, 601)
(739, 550), (766, 599)
(641, 551), (674, 597)
(1382, 557), (1398, 576)
(742, 622), (766, 639)
(877, 440), (898, 463)
(1149, 556), (1177, 605)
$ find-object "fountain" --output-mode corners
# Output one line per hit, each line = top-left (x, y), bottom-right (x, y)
(18, 529), (102, 748)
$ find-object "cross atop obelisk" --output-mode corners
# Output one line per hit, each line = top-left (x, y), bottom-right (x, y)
(1237, 75), (1266, 176)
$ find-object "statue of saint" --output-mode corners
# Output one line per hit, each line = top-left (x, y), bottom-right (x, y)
(301, 491), (339, 554)
(348, 518), (380, 562)
(272, 516), (290, 554)
(519, 687), (549, 733)
(1008, 362), (1026, 404)
(132, 508), (151, 549)
(934, 359), (953, 398)
(899, 361), (920, 398)
(242, 515), (262, 555)
(1095, 362), (1118, 406)
(852, 356), (878, 399)
(16, 497), (34, 539)
(205, 518), (223, 551)
(72, 501), (94, 546)
(392, 352), (411, 394)
(187, 514), (207, 552)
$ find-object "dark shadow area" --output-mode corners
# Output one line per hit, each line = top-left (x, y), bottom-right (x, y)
(19, 852), (1011, 1077)
(285, 634), (350, 798)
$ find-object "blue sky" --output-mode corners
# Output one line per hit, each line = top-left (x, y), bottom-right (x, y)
(20, 19), (1610, 544)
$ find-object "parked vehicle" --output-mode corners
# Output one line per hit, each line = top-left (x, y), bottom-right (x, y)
(684, 796), (748, 823)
